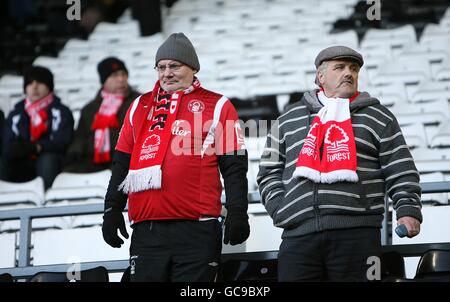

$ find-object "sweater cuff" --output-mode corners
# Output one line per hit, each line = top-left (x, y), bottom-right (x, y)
(396, 206), (423, 223)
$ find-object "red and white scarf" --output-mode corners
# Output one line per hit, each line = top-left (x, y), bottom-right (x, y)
(293, 90), (358, 183)
(25, 93), (54, 142)
(119, 78), (201, 193)
(91, 90), (125, 164)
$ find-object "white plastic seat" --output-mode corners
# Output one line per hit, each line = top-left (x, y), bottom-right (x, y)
(31, 224), (131, 265)
(429, 121), (450, 148)
(419, 172), (448, 205)
(411, 148), (450, 173)
(0, 233), (16, 268)
(0, 217), (71, 233)
(246, 203), (282, 252)
(362, 25), (417, 56)
(71, 213), (104, 229)
(0, 177), (45, 208)
(411, 81), (450, 103)
(44, 170), (112, 203)
(365, 83), (406, 107)
(400, 123), (428, 149)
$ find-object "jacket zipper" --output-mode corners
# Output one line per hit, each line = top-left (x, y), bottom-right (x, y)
(313, 182), (321, 232)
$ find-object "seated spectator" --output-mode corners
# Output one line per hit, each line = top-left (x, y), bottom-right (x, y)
(0, 109), (4, 151)
(2, 66), (74, 189)
(0, 109), (5, 180)
(64, 57), (139, 173)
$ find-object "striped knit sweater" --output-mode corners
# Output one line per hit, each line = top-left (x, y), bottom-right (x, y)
(257, 90), (422, 238)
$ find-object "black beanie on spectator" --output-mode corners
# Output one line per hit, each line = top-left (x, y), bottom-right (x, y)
(97, 57), (129, 85)
(23, 66), (54, 93)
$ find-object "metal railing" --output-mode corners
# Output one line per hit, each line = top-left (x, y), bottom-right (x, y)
(0, 182), (450, 279)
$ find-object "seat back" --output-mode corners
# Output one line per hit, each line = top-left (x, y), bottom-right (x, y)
(0, 177), (45, 208)
(415, 249), (450, 281)
(120, 266), (131, 282)
(29, 266), (109, 282)
(219, 252), (278, 281)
(0, 273), (14, 282)
(44, 170), (111, 202)
(381, 251), (405, 279)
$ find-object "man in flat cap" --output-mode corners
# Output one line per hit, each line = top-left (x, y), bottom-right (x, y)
(258, 46), (422, 281)
(101, 33), (250, 281)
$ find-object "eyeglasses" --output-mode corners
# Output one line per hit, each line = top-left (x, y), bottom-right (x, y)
(154, 63), (184, 72)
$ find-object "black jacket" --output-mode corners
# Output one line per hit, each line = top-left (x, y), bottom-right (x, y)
(2, 96), (74, 160)
(64, 88), (140, 173)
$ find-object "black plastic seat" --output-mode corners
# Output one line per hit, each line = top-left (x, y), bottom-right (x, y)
(120, 266), (131, 282)
(0, 273), (14, 282)
(219, 251), (278, 281)
(415, 249), (450, 281)
(29, 266), (109, 282)
(381, 251), (406, 279)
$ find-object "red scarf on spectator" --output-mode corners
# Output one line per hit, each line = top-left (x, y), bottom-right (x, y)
(293, 90), (359, 183)
(25, 93), (54, 142)
(91, 90), (124, 164)
(119, 79), (201, 194)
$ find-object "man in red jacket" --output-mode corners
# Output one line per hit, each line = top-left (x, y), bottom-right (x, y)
(102, 33), (250, 281)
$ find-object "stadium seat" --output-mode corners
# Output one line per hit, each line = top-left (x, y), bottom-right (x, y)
(381, 251), (406, 280)
(0, 233), (16, 269)
(29, 266), (109, 282)
(0, 273), (14, 282)
(415, 249), (450, 281)
(219, 251), (278, 281)
(411, 148), (450, 173)
(120, 266), (131, 282)
(31, 224), (131, 265)
(0, 177), (45, 209)
(400, 123), (428, 149)
(44, 170), (111, 203)
(420, 172), (448, 205)
(430, 121), (450, 148)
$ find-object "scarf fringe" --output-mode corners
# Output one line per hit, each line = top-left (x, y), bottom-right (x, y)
(293, 166), (321, 183)
(294, 167), (359, 184)
(118, 165), (162, 194)
(320, 170), (359, 184)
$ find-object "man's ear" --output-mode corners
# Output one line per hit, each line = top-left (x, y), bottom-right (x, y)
(317, 71), (325, 86)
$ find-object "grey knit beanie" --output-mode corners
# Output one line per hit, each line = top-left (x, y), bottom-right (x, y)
(155, 33), (200, 71)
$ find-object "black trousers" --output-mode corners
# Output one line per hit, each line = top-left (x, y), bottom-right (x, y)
(129, 220), (222, 282)
(278, 227), (381, 282)
(3, 152), (62, 189)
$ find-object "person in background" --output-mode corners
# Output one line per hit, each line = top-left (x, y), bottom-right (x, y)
(0, 109), (5, 180)
(64, 57), (140, 173)
(258, 46), (422, 281)
(101, 33), (250, 282)
(2, 66), (74, 189)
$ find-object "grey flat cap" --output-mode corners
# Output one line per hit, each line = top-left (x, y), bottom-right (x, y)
(314, 46), (364, 68)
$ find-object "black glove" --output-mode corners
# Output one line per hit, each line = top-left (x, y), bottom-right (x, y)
(9, 140), (37, 160)
(223, 207), (250, 245)
(102, 210), (129, 248)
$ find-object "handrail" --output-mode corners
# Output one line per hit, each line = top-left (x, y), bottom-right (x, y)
(1, 181), (450, 278)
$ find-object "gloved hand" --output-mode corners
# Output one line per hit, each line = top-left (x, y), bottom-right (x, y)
(223, 207), (250, 245)
(102, 210), (129, 248)
(9, 140), (37, 160)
